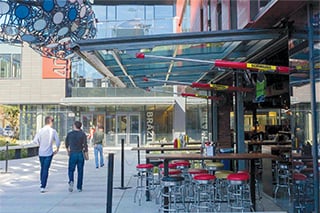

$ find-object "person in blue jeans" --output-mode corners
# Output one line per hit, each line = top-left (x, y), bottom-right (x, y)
(93, 126), (105, 168)
(65, 121), (88, 192)
(33, 116), (60, 193)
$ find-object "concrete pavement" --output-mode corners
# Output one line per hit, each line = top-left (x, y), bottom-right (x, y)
(0, 147), (151, 213)
(0, 147), (286, 213)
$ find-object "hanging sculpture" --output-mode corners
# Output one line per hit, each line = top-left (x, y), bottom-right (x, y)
(0, 0), (96, 59)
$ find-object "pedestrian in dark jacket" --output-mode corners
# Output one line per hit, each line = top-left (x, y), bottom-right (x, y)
(65, 121), (88, 192)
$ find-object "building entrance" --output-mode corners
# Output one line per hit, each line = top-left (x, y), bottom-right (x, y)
(81, 113), (105, 134)
(116, 113), (140, 145)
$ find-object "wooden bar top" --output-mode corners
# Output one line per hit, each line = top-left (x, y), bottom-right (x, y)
(148, 141), (202, 146)
(146, 153), (278, 160)
(245, 140), (291, 146)
(292, 153), (320, 160)
(131, 146), (200, 151)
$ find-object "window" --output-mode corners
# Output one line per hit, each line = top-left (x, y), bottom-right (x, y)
(0, 53), (21, 79)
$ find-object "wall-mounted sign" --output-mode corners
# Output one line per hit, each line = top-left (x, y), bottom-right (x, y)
(146, 111), (154, 143)
(42, 57), (70, 79)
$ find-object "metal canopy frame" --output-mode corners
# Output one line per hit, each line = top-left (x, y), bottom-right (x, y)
(72, 29), (287, 88)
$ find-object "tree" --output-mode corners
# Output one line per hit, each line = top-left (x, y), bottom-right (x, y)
(0, 105), (20, 139)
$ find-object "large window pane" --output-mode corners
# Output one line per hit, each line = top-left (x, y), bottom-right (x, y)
(0, 53), (21, 79)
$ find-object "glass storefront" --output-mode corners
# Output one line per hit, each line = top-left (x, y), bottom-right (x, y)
(19, 105), (72, 141)
(18, 102), (207, 146)
(79, 104), (174, 146)
(186, 104), (208, 141)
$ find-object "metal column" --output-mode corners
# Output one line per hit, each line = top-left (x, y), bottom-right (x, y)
(235, 72), (245, 170)
(211, 90), (218, 142)
(307, 4), (319, 213)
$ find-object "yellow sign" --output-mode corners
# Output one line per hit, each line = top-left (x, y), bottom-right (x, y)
(247, 63), (276, 71)
(195, 94), (208, 99)
(210, 84), (229, 90)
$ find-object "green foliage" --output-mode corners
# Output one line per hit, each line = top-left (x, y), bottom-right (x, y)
(21, 149), (28, 158)
(0, 136), (28, 160)
(0, 136), (16, 146)
(0, 148), (28, 160)
(0, 105), (20, 139)
(0, 149), (15, 160)
(0, 137), (7, 146)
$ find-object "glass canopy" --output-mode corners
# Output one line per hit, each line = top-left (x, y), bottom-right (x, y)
(73, 29), (289, 88)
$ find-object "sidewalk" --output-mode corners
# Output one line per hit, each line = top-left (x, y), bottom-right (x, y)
(0, 147), (285, 213)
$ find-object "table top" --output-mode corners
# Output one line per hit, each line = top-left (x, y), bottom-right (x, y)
(246, 140), (291, 146)
(131, 146), (201, 151)
(292, 153), (320, 160)
(145, 152), (278, 160)
(148, 141), (202, 146)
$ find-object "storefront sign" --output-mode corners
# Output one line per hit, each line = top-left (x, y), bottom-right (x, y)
(42, 57), (70, 79)
(146, 112), (154, 143)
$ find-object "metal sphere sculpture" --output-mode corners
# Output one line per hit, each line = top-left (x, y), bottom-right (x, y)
(0, 0), (96, 59)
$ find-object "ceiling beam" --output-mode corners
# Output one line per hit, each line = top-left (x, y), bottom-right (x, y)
(93, 0), (176, 5)
(111, 50), (137, 87)
(72, 29), (285, 52)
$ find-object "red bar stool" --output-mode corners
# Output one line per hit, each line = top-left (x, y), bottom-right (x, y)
(173, 160), (191, 171)
(188, 168), (208, 178)
(134, 163), (154, 206)
(158, 163), (177, 182)
(237, 170), (263, 203)
(159, 176), (186, 212)
(156, 169), (183, 205)
(215, 170), (233, 210)
(172, 160), (191, 181)
(301, 167), (316, 200)
(227, 173), (252, 212)
(190, 174), (216, 212)
(162, 169), (182, 176)
(274, 162), (291, 199)
(293, 173), (308, 212)
(186, 168), (208, 202)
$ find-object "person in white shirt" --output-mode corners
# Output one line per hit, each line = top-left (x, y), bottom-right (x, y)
(33, 116), (60, 193)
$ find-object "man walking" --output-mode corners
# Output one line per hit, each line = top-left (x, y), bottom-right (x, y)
(33, 116), (60, 193)
(93, 126), (105, 168)
(65, 121), (88, 192)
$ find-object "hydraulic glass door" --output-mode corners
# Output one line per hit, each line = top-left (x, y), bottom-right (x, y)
(129, 114), (140, 144)
(81, 114), (93, 134)
(116, 113), (140, 145)
(116, 114), (127, 145)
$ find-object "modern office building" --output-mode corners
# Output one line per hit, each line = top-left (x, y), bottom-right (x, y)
(0, 0), (319, 150)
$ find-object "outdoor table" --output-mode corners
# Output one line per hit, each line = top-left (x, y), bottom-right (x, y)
(131, 145), (201, 163)
(246, 140), (291, 152)
(148, 141), (202, 147)
(131, 146), (201, 153)
(146, 152), (278, 211)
